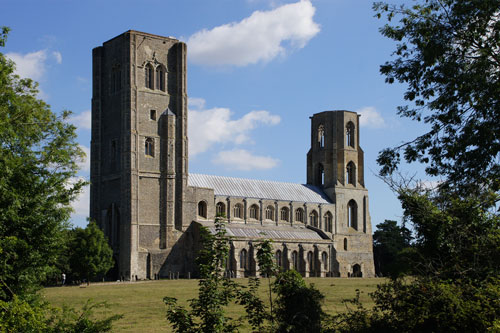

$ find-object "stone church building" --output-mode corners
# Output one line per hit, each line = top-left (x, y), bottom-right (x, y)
(90, 30), (375, 281)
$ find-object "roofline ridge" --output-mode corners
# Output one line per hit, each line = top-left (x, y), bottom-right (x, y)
(189, 172), (312, 187)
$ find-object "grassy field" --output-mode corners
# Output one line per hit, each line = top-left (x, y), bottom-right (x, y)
(43, 278), (383, 332)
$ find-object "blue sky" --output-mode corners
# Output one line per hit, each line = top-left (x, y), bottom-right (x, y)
(1, 0), (433, 228)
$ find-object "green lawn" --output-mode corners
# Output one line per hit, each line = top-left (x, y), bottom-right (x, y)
(43, 278), (383, 332)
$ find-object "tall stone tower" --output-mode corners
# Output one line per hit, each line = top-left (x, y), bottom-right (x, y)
(90, 31), (188, 280)
(307, 111), (374, 277)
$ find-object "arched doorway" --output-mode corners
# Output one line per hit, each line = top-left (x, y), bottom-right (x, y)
(352, 264), (362, 277)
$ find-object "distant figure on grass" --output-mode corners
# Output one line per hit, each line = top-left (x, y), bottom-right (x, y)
(62, 273), (66, 286)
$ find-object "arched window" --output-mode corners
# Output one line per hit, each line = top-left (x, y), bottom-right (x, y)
(307, 251), (314, 272)
(156, 65), (165, 91)
(145, 137), (154, 157)
(249, 204), (259, 220)
(309, 210), (318, 227)
(346, 121), (355, 147)
(352, 264), (362, 277)
(216, 202), (225, 216)
(346, 161), (356, 185)
(318, 163), (325, 186)
(348, 200), (358, 230)
(275, 250), (282, 268)
(265, 205), (274, 220)
(291, 251), (298, 270)
(318, 125), (325, 148)
(145, 64), (154, 89)
(295, 208), (304, 223)
(234, 203), (243, 219)
(240, 249), (247, 269)
(344, 238), (348, 251)
(324, 212), (333, 232)
(198, 201), (207, 218)
(322, 252), (328, 270)
(280, 207), (289, 222)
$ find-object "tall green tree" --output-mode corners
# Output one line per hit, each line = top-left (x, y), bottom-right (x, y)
(374, 0), (500, 193)
(68, 222), (114, 284)
(373, 219), (413, 277)
(0, 26), (85, 300)
(164, 215), (240, 333)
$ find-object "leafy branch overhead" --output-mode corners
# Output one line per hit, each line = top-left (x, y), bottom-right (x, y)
(374, 0), (500, 193)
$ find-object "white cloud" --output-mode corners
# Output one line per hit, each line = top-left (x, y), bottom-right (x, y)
(188, 98), (281, 155)
(188, 0), (320, 66)
(356, 106), (386, 128)
(72, 182), (90, 218)
(213, 149), (279, 171)
(6, 50), (47, 80)
(69, 110), (92, 130)
(52, 51), (62, 64)
(188, 97), (206, 110)
(78, 145), (90, 172)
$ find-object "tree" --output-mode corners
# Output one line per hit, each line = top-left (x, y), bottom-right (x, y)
(0, 26), (85, 300)
(324, 2), (500, 330)
(68, 222), (114, 284)
(273, 270), (325, 333)
(164, 215), (240, 333)
(374, 0), (500, 193)
(372, 219), (413, 277)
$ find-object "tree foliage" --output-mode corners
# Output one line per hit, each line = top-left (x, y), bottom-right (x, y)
(374, 0), (500, 193)
(397, 188), (500, 282)
(327, 2), (500, 330)
(68, 222), (114, 284)
(0, 296), (122, 333)
(373, 219), (413, 277)
(273, 270), (325, 333)
(0, 26), (85, 300)
(164, 215), (240, 333)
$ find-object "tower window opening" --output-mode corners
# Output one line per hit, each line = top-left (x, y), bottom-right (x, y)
(344, 238), (348, 251)
(145, 64), (154, 89)
(346, 122), (355, 147)
(346, 161), (356, 185)
(150, 109), (156, 121)
(145, 137), (154, 157)
(318, 125), (325, 148)
(156, 66), (165, 91)
(348, 200), (358, 230)
(318, 164), (325, 186)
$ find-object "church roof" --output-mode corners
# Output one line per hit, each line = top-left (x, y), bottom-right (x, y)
(198, 221), (329, 241)
(189, 173), (332, 204)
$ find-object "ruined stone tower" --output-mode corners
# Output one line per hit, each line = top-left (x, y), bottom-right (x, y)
(90, 31), (188, 280)
(307, 111), (373, 276)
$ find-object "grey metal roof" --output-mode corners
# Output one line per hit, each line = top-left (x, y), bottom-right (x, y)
(189, 173), (331, 204)
(199, 222), (326, 241)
